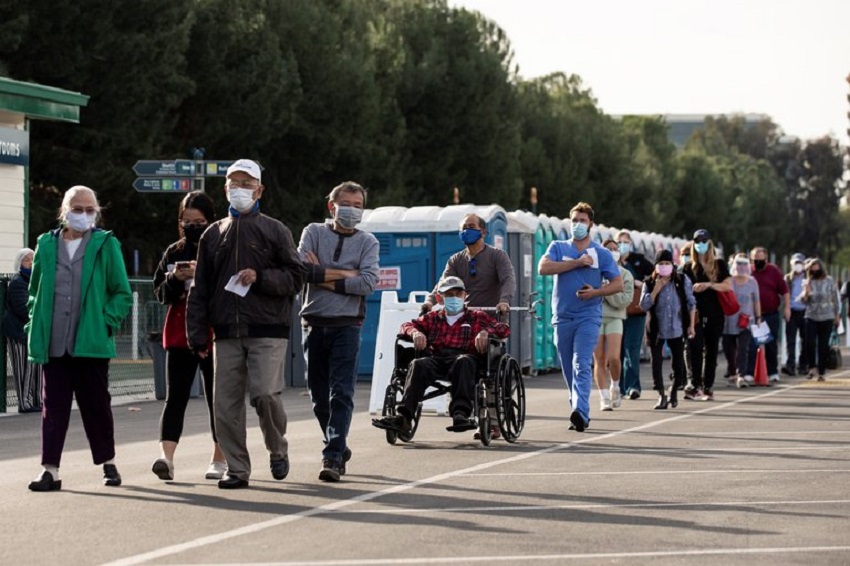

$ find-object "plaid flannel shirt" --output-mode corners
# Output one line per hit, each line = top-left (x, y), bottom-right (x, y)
(399, 308), (510, 355)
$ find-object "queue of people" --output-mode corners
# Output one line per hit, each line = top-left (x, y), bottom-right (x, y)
(12, 178), (844, 491)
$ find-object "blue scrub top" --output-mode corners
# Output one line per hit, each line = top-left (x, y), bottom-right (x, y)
(545, 239), (621, 324)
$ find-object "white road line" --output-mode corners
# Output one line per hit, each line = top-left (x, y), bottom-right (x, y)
(102, 383), (802, 566)
(156, 546), (850, 565)
(468, 468), (850, 477)
(333, 497), (850, 516)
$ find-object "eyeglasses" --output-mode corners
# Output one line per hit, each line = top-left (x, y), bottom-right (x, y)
(70, 207), (97, 214)
(469, 257), (477, 277)
(226, 180), (259, 189)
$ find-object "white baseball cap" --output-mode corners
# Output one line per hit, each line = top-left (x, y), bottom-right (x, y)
(226, 159), (262, 182)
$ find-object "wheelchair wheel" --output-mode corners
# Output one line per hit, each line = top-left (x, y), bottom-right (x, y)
(476, 379), (492, 446)
(495, 355), (526, 443)
(382, 384), (419, 445)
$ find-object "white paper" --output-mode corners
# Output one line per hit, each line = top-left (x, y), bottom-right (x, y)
(585, 248), (599, 269)
(225, 274), (251, 297)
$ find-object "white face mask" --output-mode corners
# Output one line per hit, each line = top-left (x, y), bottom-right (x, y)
(609, 250), (620, 263)
(793, 264), (803, 274)
(227, 188), (255, 212)
(65, 211), (96, 232)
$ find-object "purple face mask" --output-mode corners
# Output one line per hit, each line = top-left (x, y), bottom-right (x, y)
(656, 264), (673, 277)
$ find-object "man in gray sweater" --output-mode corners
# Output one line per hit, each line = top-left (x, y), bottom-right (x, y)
(298, 182), (379, 482)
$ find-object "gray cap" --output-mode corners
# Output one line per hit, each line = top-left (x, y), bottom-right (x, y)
(437, 276), (465, 293)
(791, 252), (806, 263)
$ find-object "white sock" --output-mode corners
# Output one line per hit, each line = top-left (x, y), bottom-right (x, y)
(104, 458), (115, 465)
(610, 381), (620, 393)
(43, 465), (59, 479)
(599, 389), (611, 400)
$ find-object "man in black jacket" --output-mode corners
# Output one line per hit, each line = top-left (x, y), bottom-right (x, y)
(187, 159), (306, 489)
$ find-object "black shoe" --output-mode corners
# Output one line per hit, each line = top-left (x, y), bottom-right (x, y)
(446, 412), (477, 432)
(781, 365), (795, 377)
(569, 410), (587, 432)
(372, 415), (411, 433)
(218, 475), (249, 489)
(628, 389), (641, 400)
(340, 448), (352, 476)
(319, 459), (341, 482)
(669, 395), (678, 408)
(270, 455), (289, 480)
(654, 395), (669, 410)
(103, 464), (122, 487)
(28, 470), (61, 492)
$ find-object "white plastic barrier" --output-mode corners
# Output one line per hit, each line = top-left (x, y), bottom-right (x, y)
(368, 291), (449, 415)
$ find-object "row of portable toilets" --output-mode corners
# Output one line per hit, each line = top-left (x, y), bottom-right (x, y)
(354, 204), (690, 378)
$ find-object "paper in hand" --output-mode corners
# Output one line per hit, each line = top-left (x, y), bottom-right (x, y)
(585, 247), (599, 269)
(225, 274), (251, 297)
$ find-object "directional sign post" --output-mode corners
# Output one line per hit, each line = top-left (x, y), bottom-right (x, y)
(132, 159), (236, 193)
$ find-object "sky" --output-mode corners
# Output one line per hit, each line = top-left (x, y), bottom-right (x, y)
(448, 0), (850, 143)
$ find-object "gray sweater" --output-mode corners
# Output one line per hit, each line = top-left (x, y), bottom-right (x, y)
(801, 276), (840, 322)
(297, 222), (379, 326)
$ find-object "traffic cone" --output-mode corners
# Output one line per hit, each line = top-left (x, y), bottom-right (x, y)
(754, 346), (769, 386)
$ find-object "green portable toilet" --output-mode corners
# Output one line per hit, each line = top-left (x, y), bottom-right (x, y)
(537, 214), (562, 371)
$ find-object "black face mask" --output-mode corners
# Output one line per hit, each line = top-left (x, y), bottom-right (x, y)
(754, 259), (766, 271)
(182, 223), (206, 244)
(810, 270), (823, 278)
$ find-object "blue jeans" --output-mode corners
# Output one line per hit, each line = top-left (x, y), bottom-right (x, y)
(554, 318), (601, 425)
(621, 314), (645, 394)
(304, 325), (360, 462)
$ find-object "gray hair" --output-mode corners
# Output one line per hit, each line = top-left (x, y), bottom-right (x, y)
(58, 185), (101, 222)
(327, 181), (367, 205)
(13, 248), (34, 272)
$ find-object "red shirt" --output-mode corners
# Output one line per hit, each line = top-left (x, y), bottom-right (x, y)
(399, 308), (510, 355)
(752, 263), (788, 314)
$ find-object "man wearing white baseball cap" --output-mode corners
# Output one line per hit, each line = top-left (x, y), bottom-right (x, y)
(187, 158), (307, 489)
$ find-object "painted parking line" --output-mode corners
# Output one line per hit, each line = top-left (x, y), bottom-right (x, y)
(103, 383), (816, 566)
(469, 467), (850, 477)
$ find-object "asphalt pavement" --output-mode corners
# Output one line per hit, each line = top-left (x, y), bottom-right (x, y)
(1, 360), (849, 566)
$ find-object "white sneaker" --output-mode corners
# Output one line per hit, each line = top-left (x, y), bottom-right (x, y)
(600, 397), (613, 411)
(768, 374), (780, 383)
(205, 460), (227, 480)
(736, 377), (748, 388)
(152, 458), (174, 481)
(610, 387), (621, 408)
(744, 375), (754, 383)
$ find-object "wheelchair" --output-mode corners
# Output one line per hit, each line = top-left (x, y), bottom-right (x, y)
(380, 335), (526, 446)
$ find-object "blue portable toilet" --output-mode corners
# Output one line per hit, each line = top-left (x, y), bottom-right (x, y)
(356, 206), (435, 379)
(506, 211), (538, 373)
(432, 204), (508, 278)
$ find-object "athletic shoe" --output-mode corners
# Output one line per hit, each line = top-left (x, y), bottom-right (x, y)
(684, 388), (703, 401)
(627, 389), (641, 400)
(205, 460), (227, 480)
(768, 374), (780, 383)
(781, 365), (795, 377)
(700, 389), (714, 401)
(736, 377), (748, 389)
(610, 387), (622, 408)
(340, 448), (352, 476)
(270, 455), (289, 480)
(319, 459), (341, 483)
(600, 397), (613, 411)
(569, 410), (587, 432)
(744, 375), (754, 383)
(151, 458), (174, 481)
(817, 374), (826, 382)
(726, 376), (736, 388)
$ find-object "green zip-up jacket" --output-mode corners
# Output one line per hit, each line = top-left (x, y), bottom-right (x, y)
(26, 228), (133, 363)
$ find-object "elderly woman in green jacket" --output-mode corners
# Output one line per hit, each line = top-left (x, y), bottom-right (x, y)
(26, 186), (132, 492)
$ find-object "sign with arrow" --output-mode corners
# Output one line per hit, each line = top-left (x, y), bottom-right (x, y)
(132, 159), (195, 177)
(133, 178), (193, 192)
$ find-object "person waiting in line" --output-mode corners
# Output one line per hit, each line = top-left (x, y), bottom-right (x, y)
(783, 253), (808, 376)
(616, 230), (654, 401)
(298, 181), (379, 482)
(592, 239), (633, 411)
(676, 241), (695, 390)
(420, 212), (515, 439)
(538, 202), (623, 432)
(372, 276), (510, 435)
(721, 254), (761, 388)
(749, 246), (790, 383)
(799, 258), (840, 381)
(682, 229), (731, 401)
(639, 249), (696, 409)
(150, 191), (225, 482)
(26, 186), (133, 491)
(1, 248), (42, 413)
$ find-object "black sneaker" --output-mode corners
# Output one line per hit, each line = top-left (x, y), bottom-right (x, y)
(628, 389), (641, 400)
(781, 365), (795, 377)
(446, 412), (476, 432)
(270, 455), (289, 480)
(340, 448), (352, 476)
(319, 459), (341, 482)
(569, 410), (587, 432)
(103, 464), (122, 487)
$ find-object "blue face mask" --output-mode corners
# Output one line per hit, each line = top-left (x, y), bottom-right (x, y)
(571, 222), (589, 240)
(442, 296), (465, 314)
(20, 267), (32, 277)
(459, 228), (482, 245)
(694, 242), (709, 255)
(618, 242), (631, 256)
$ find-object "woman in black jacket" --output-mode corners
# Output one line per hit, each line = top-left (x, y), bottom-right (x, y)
(1, 248), (41, 412)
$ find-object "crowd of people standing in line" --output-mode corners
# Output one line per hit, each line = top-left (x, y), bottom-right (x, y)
(10, 175), (845, 490)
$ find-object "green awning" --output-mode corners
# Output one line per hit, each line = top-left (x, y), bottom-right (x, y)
(0, 76), (89, 123)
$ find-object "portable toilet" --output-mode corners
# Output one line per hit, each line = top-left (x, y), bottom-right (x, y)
(356, 206), (435, 378)
(433, 204), (508, 280)
(537, 214), (562, 371)
(506, 211), (538, 373)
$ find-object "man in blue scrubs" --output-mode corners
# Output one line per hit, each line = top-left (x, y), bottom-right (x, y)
(538, 202), (623, 432)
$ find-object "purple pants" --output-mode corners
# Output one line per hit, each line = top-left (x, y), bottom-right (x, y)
(42, 356), (115, 467)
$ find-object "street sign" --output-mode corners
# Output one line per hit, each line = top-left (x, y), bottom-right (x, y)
(133, 177), (194, 192)
(202, 160), (234, 177)
(133, 159), (195, 177)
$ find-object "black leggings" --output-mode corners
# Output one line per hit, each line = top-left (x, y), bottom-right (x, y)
(160, 348), (215, 443)
(690, 314), (724, 391)
(650, 337), (685, 394)
(805, 319), (834, 377)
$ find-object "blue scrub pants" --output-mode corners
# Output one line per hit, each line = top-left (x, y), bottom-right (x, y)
(554, 318), (601, 425)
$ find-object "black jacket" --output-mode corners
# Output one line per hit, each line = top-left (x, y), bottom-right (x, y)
(187, 209), (307, 348)
(644, 273), (690, 345)
(1, 273), (30, 343)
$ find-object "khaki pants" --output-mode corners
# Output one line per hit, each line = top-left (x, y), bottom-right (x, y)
(213, 337), (288, 480)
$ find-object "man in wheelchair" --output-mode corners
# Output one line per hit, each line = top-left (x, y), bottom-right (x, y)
(372, 276), (510, 435)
